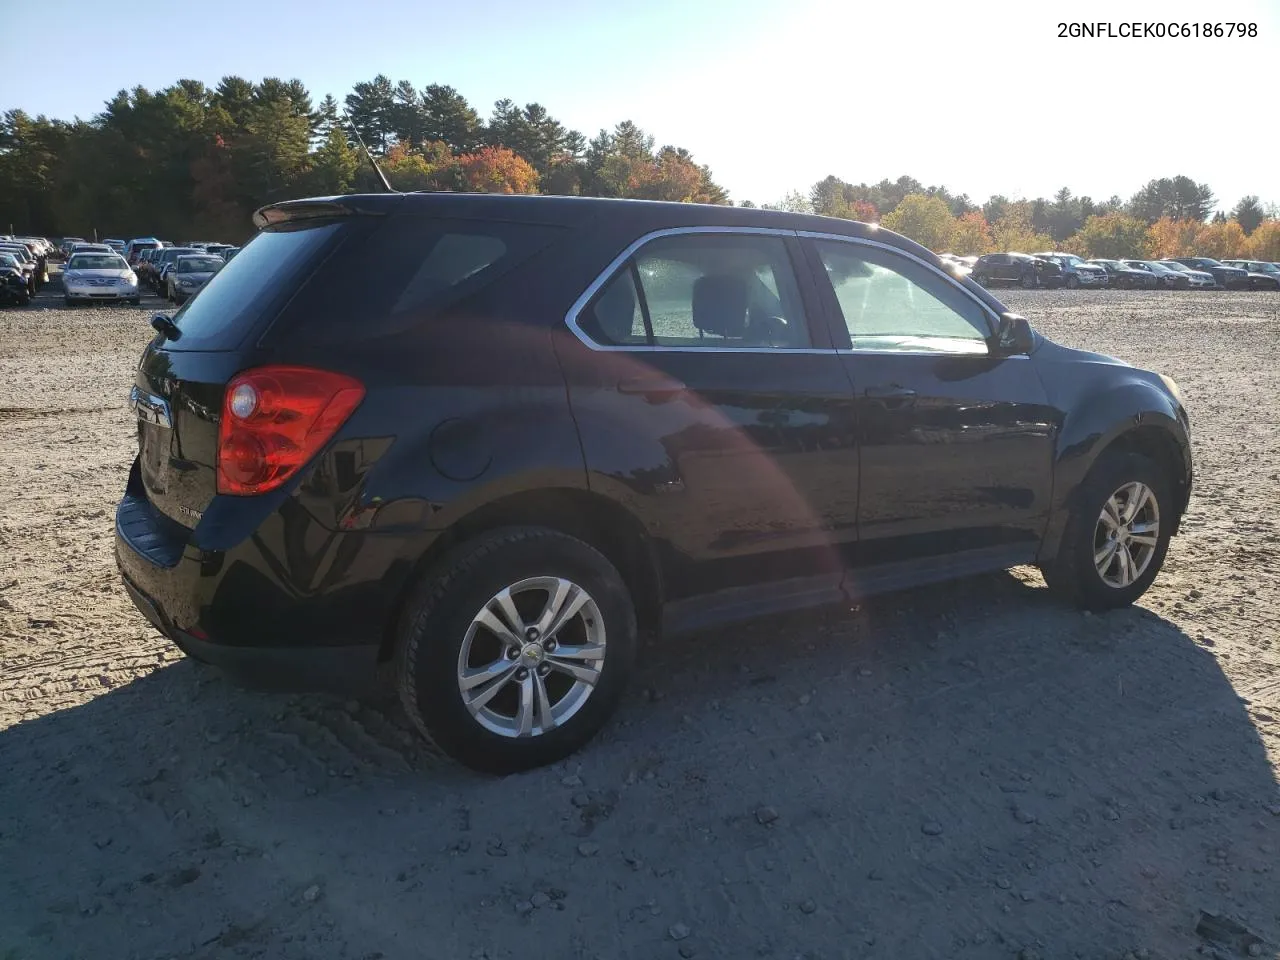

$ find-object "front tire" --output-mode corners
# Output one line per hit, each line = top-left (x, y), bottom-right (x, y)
(1065, 275), (1080, 289)
(1020, 273), (1037, 289)
(1042, 451), (1174, 610)
(396, 527), (637, 774)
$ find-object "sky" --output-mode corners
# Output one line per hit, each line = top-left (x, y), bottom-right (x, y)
(5, 0), (1278, 211)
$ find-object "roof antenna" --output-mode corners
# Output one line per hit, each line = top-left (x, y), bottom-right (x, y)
(342, 114), (396, 193)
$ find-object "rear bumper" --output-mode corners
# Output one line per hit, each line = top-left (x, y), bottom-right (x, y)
(113, 459), (406, 693)
(120, 570), (381, 692)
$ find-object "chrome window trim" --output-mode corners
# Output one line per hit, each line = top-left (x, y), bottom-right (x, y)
(563, 226), (835, 355)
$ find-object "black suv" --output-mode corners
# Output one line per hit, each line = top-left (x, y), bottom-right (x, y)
(115, 194), (1193, 773)
(971, 252), (1062, 288)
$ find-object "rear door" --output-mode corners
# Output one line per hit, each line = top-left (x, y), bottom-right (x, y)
(800, 233), (1056, 568)
(558, 227), (861, 604)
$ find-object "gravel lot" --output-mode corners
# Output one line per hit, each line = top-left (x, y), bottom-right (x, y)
(2, 282), (1279, 960)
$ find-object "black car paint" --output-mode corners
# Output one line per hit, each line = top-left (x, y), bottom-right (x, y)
(1090, 260), (1155, 288)
(115, 194), (1192, 686)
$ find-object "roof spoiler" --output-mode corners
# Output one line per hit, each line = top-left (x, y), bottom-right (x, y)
(252, 197), (391, 230)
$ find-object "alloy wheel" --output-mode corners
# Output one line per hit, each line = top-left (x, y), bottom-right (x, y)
(1093, 481), (1160, 588)
(457, 576), (606, 738)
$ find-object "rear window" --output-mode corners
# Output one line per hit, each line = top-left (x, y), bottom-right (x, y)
(267, 215), (564, 345)
(166, 221), (343, 351)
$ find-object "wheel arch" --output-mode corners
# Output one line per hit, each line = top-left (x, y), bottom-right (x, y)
(1040, 382), (1191, 563)
(379, 486), (663, 662)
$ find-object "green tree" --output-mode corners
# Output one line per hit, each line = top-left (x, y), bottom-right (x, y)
(1071, 213), (1151, 258)
(309, 125), (359, 194)
(1232, 196), (1265, 235)
(345, 75), (395, 152)
(421, 84), (482, 153)
(881, 194), (955, 251)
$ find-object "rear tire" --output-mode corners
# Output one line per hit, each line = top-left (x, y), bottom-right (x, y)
(396, 526), (637, 774)
(1041, 450), (1174, 611)
(1020, 273), (1036, 289)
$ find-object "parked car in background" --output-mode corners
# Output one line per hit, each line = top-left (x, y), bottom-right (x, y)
(104, 239), (127, 254)
(1168, 256), (1249, 289)
(220, 246), (240, 262)
(0, 253), (32, 304)
(1221, 260), (1280, 291)
(1122, 260), (1189, 288)
(151, 246), (201, 293)
(1088, 259), (1156, 288)
(203, 243), (235, 259)
(972, 252), (1061, 288)
(125, 238), (163, 265)
(1033, 252), (1109, 288)
(1155, 260), (1218, 288)
(0, 244), (40, 295)
(4, 238), (48, 282)
(114, 192), (1193, 772)
(70, 243), (113, 256)
(63, 251), (140, 306)
(57, 238), (86, 258)
(166, 253), (224, 303)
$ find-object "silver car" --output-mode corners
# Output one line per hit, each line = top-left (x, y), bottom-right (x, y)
(63, 252), (140, 306)
(166, 254), (224, 304)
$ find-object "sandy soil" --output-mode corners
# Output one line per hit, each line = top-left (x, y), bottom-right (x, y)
(1, 284), (1278, 960)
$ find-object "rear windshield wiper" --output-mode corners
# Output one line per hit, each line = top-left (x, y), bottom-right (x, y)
(150, 313), (181, 341)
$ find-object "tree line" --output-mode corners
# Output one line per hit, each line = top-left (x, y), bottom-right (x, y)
(766, 174), (1280, 261)
(0, 75), (726, 241)
(1, 74), (1275, 261)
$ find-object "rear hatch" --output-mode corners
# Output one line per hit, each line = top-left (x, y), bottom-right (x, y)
(131, 196), (568, 530)
(133, 214), (350, 528)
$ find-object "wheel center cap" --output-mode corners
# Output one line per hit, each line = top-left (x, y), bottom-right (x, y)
(520, 642), (544, 666)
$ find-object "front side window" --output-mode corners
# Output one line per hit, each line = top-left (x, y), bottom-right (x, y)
(814, 240), (992, 355)
(580, 232), (812, 349)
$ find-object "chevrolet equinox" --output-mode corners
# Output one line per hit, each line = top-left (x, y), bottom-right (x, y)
(116, 194), (1193, 773)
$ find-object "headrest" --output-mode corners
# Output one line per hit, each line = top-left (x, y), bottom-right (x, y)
(692, 274), (749, 339)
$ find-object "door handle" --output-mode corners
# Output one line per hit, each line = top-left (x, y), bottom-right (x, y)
(618, 376), (687, 399)
(863, 384), (917, 407)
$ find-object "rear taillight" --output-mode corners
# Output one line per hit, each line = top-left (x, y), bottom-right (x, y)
(216, 365), (365, 496)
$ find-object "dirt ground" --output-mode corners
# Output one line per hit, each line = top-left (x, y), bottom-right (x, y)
(1, 283), (1278, 960)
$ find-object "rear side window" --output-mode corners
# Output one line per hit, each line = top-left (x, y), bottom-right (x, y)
(167, 221), (343, 351)
(270, 216), (565, 345)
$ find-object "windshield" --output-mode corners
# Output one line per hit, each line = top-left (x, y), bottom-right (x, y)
(1160, 261), (1190, 272)
(0, 254), (16, 267)
(1, 248), (32, 262)
(177, 257), (221, 273)
(68, 254), (128, 270)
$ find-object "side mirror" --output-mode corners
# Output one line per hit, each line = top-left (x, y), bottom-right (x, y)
(992, 312), (1033, 356)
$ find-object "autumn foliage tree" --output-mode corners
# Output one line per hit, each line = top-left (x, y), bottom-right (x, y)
(1246, 220), (1280, 261)
(457, 146), (539, 194)
(1145, 217), (1201, 257)
(948, 211), (994, 255)
(1193, 220), (1248, 259)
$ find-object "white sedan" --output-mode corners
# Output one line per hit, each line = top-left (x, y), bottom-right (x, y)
(63, 252), (141, 306)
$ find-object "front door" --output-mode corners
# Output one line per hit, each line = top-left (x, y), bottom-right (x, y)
(557, 228), (861, 605)
(801, 234), (1057, 569)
